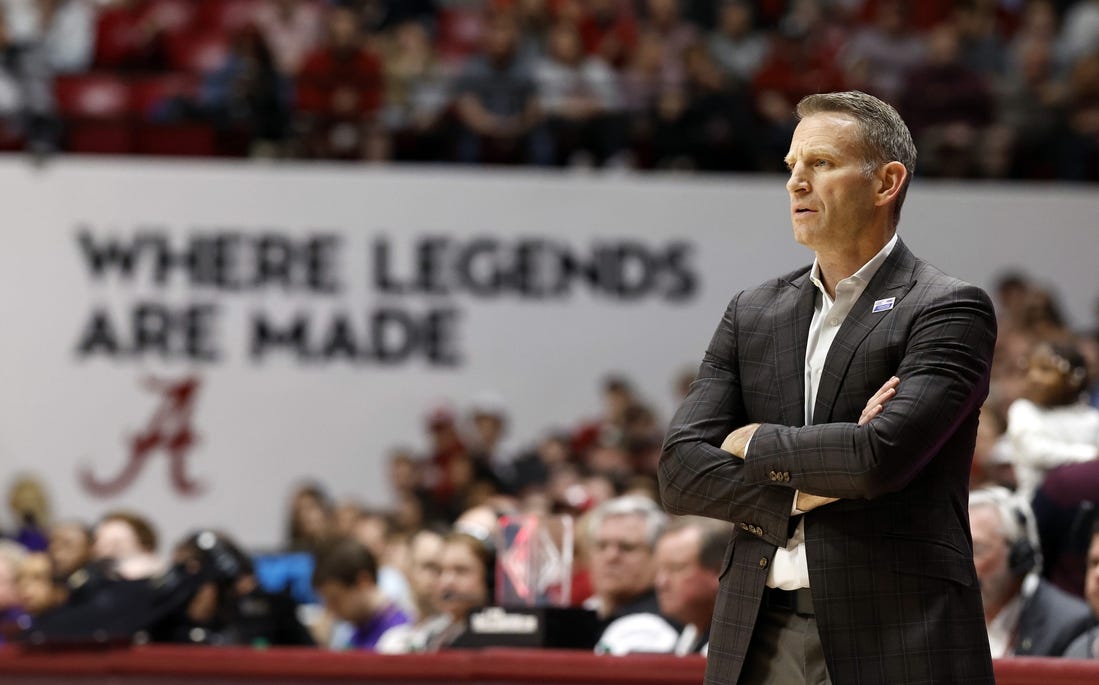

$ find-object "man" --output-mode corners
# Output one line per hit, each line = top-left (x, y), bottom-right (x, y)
(969, 487), (1094, 657)
(1065, 518), (1099, 657)
(312, 538), (411, 651)
(660, 91), (998, 683)
(376, 528), (448, 653)
(585, 495), (679, 655)
(653, 516), (733, 655)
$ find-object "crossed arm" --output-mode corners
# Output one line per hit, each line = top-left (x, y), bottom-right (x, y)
(721, 376), (901, 512)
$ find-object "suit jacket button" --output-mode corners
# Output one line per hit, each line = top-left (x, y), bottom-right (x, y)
(759, 557), (768, 568)
(784, 473), (791, 482)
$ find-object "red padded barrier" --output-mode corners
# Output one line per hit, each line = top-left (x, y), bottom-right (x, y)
(0, 646), (1096, 684)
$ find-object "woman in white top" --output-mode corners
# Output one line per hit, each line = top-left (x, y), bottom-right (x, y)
(1007, 340), (1099, 502)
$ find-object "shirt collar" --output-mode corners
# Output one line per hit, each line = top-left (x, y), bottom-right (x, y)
(809, 232), (899, 296)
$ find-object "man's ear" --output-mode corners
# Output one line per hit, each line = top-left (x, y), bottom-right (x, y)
(875, 161), (908, 207)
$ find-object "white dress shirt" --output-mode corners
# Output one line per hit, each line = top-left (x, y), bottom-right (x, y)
(766, 233), (898, 590)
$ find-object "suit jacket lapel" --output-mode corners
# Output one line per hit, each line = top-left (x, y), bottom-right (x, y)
(771, 268), (817, 427)
(812, 238), (918, 424)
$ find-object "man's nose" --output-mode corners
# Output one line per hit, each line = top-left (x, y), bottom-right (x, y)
(787, 165), (808, 194)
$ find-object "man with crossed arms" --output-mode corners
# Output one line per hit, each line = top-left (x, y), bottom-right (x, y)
(660, 91), (996, 684)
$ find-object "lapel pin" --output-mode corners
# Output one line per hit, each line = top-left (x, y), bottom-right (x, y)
(872, 297), (896, 313)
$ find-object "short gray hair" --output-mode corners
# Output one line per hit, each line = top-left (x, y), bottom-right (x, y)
(969, 486), (1042, 572)
(661, 516), (734, 573)
(588, 494), (668, 549)
(796, 91), (917, 228)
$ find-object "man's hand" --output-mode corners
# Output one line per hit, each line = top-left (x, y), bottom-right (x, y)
(721, 423), (760, 459)
(860, 376), (900, 426)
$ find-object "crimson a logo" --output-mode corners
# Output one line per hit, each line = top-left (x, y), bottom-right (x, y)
(80, 376), (206, 497)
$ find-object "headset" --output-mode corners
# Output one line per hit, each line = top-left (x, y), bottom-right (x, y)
(1006, 505), (1038, 577)
(972, 486), (1042, 577)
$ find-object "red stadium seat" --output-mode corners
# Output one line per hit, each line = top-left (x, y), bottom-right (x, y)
(54, 74), (131, 118)
(54, 74), (135, 154)
(168, 31), (231, 73)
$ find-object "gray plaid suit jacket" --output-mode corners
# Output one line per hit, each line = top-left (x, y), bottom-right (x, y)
(660, 239), (997, 684)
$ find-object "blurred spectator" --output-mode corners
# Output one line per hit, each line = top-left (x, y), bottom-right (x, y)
(953, 0), (1009, 78)
(1032, 460), (1099, 598)
(585, 495), (678, 654)
(380, 18), (451, 161)
(6, 475), (49, 552)
(1, 0), (94, 73)
(47, 520), (92, 582)
(1064, 518), (1099, 657)
(572, 374), (636, 455)
(452, 9), (552, 165)
(1059, 0), (1099, 63)
(0, 7), (55, 150)
(649, 43), (757, 173)
(296, 3), (386, 160)
(514, 0), (553, 61)
(0, 540), (28, 640)
(992, 29), (1066, 179)
(899, 22), (994, 178)
(464, 392), (518, 493)
(1006, 339), (1099, 502)
(312, 537), (412, 650)
(577, 0), (637, 69)
(839, 0), (925, 104)
(350, 509), (416, 617)
(1058, 48), (1099, 180)
(254, 0), (322, 77)
(200, 26), (293, 157)
(284, 481), (335, 553)
(15, 552), (64, 616)
(706, 0), (766, 87)
(534, 19), (624, 166)
(425, 530), (493, 649)
(92, 510), (164, 580)
(751, 21), (845, 172)
(511, 429), (575, 495)
(638, 0), (696, 69)
(422, 404), (473, 521)
(970, 408), (1016, 490)
(970, 486), (1093, 657)
(93, 0), (184, 72)
(376, 527), (446, 651)
(653, 516), (732, 655)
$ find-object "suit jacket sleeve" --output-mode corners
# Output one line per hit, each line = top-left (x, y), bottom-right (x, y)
(659, 293), (796, 548)
(741, 281), (996, 500)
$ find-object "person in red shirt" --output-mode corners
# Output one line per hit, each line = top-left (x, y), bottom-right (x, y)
(296, 4), (385, 160)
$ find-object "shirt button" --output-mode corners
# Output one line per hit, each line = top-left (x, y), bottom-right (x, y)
(829, 319), (839, 326)
(759, 557), (768, 568)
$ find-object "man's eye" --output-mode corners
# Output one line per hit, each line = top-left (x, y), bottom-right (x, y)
(815, 159), (828, 167)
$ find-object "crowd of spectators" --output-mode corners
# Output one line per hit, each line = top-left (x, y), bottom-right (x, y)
(0, 0), (1095, 179)
(0, 269), (1098, 659)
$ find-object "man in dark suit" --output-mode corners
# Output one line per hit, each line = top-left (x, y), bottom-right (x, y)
(969, 486), (1094, 658)
(659, 90), (998, 684)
